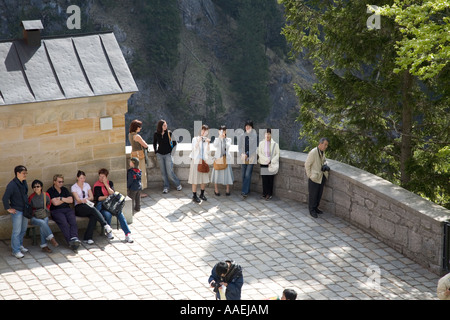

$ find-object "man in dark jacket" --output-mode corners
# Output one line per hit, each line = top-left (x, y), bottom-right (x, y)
(208, 260), (244, 300)
(2, 165), (30, 258)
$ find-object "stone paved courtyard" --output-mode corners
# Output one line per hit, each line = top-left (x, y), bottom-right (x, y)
(0, 187), (440, 300)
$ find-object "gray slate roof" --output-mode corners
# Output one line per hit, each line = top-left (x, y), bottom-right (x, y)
(0, 32), (138, 106)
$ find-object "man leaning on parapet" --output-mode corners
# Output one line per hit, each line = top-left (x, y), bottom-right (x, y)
(305, 138), (330, 218)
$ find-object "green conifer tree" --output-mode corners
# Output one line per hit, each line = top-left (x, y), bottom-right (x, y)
(280, 0), (449, 208)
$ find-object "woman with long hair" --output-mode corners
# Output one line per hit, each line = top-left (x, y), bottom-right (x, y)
(129, 119), (149, 192)
(153, 119), (182, 194)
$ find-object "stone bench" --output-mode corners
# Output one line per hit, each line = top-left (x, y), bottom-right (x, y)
(26, 215), (91, 245)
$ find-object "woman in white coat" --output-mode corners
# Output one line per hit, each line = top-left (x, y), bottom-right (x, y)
(211, 125), (234, 196)
(188, 124), (211, 203)
(437, 272), (450, 300)
(257, 128), (280, 200)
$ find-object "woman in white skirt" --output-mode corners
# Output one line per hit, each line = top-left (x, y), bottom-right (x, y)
(188, 124), (211, 203)
(211, 125), (234, 196)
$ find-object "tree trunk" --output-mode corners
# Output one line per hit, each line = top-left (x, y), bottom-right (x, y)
(400, 70), (413, 187)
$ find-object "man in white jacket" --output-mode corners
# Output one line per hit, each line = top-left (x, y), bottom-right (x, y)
(304, 138), (330, 218)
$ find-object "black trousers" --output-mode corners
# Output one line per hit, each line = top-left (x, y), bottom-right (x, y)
(261, 165), (274, 196)
(308, 176), (326, 212)
(74, 204), (107, 240)
(262, 175), (275, 196)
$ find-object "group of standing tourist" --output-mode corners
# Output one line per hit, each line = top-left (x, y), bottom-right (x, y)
(131, 117), (329, 220)
(129, 119), (281, 204)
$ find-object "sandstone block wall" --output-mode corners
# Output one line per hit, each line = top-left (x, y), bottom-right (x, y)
(0, 93), (132, 215)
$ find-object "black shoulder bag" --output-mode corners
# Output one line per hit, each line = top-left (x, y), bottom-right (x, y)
(102, 192), (126, 216)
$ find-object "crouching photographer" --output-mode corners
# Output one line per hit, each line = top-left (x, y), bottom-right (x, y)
(208, 260), (244, 300)
(305, 138), (330, 218)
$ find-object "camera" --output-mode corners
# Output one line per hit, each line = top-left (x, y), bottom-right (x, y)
(211, 281), (221, 293)
(321, 163), (330, 172)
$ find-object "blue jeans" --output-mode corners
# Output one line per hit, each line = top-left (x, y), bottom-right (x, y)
(11, 211), (28, 254)
(241, 164), (254, 195)
(156, 153), (180, 189)
(31, 217), (54, 247)
(96, 202), (131, 235)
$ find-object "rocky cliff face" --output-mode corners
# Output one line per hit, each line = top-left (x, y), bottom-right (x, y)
(0, 0), (316, 151)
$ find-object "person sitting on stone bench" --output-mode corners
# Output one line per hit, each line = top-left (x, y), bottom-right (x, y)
(47, 174), (81, 252)
(93, 168), (133, 243)
(28, 179), (59, 253)
(71, 170), (113, 245)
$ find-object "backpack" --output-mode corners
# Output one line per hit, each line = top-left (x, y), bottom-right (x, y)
(102, 192), (126, 216)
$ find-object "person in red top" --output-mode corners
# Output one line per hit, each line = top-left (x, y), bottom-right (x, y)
(94, 168), (133, 243)
(28, 179), (59, 253)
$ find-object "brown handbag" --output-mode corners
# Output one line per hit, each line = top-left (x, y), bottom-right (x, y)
(131, 149), (145, 159)
(214, 139), (227, 170)
(213, 155), (227, 170)
(197, 138), (209, 173)
(198, 159), (210, 173)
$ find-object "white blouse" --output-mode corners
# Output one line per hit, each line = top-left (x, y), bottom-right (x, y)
(189, 136), (210, 162)
(71, 182), (91, 205)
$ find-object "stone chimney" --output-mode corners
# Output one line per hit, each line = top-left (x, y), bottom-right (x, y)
(21, 20), (44, 46)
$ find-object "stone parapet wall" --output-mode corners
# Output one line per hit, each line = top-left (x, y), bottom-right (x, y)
(0, 94), (131, 205)
(139, 144), (450, 275)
